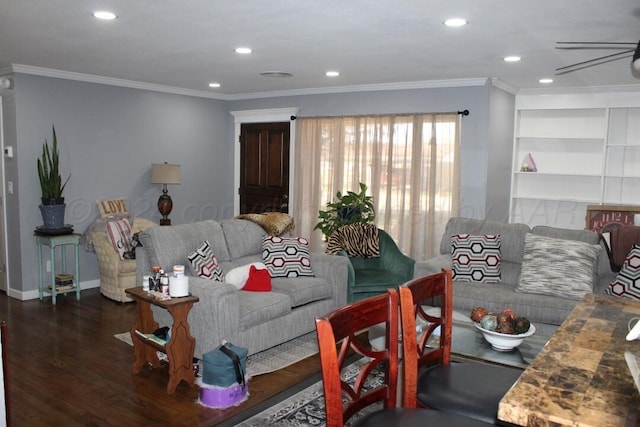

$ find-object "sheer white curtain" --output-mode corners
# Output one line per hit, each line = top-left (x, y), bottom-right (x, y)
(293, 113), (460, 261)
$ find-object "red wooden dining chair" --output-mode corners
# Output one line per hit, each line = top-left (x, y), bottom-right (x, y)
(398, 269), (521, 425)
(315, 290), (490, 427)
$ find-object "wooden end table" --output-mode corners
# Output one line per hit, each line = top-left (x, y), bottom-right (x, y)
(125, 287), (199, 394)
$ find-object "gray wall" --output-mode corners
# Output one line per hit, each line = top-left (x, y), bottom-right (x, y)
(9, 74), (230, 296)
(3, 74), (514, 299)
(486, 84), (516, 221)
(227, 81), (499, 219)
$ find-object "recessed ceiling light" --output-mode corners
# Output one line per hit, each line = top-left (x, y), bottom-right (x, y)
(208, 82), (221, 88)
(444, 18), (467, 27)
(326, 71), (340, 77)
(503, 56), (521, 62)
(235, 47), (252, 54)
(539, 78), (554, 84)
(93, 11), (117, 20)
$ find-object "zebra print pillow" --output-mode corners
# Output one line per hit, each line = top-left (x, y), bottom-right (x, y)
(451, 234), (502, 283)
(325, 223), (380, 258)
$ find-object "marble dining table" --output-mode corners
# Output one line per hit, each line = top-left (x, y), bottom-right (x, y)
(498, 293), (640, 427)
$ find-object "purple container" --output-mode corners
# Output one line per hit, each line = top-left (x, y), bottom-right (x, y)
(198, 380), (248, 408)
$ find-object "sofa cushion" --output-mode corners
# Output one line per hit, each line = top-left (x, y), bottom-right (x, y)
(263, 236), (314, 278)
(271, 277), (333, 307)
(221, 219), (266, 259)
(140, 220), (230, 270)
(118, 259), (137, 274)
(451, 234), (501, 283)
(187, 240), (224, 281)
(517, 233), (601, 300)
(452, 281), (579, 326)
(238, 291), (291, 329)
(354, 269), (406, 287)
(606, 245), (640, 300)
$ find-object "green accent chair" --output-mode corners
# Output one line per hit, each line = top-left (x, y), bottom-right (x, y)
(338, 229), (415, 302)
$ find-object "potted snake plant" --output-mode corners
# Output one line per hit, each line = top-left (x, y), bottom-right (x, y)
(37, 125), (71, 229)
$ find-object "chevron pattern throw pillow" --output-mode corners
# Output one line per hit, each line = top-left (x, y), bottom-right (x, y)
(606, 245), (640, 300)
(188, 240), (223, 281)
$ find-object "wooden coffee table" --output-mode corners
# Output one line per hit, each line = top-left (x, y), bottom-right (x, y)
(125, 287), (199, 394)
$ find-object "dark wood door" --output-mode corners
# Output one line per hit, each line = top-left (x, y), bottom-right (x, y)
(239, 122), (290, 214)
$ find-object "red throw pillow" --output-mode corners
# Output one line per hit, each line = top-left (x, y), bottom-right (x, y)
(242, 265), (272, 292)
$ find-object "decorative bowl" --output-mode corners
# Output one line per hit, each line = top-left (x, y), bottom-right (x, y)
(474, 322), (536, 352)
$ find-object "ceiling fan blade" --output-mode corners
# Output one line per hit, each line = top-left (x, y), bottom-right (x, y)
(555, 52), (634, 75)
(557, 41), (637, 45)
(556, 49), (635, 71)
(556, 46), (636, 50)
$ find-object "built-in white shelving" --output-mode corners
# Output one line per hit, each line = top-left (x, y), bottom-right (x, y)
(510, 99), (640, 229)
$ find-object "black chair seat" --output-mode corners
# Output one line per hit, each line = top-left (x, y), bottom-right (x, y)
(417, 362), (522, 424)
(354, 408), (492, 427)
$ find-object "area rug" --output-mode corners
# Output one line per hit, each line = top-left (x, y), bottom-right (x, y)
(234, 357), (382, 427)
(114, 331), (319, 377)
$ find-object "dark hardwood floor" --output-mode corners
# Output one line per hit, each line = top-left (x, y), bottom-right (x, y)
(1, 288), (323, 426)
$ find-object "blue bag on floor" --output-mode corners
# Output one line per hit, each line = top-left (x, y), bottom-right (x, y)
(202, 342), (248, 387)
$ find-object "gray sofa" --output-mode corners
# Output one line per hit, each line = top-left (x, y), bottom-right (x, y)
(135, 218), (348, 358)
(414, 217), (615, 338)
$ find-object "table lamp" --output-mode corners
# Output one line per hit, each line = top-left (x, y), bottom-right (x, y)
(150, 162), (181, 225)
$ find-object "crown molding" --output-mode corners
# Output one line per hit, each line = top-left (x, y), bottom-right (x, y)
(517, 83), (640, 96)
(10, 64), (491, 100)
(491, 78), (519, 95)
(10, 64), (230, 100)
(226, 78), (490, 100)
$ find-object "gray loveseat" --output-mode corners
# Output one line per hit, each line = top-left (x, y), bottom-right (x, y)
(414, 217), (615, 338)
(136, 219), (348, 358)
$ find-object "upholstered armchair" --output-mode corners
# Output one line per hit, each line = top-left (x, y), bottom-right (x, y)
(91, 217), (157, 302)
(328, 225), (415, 302)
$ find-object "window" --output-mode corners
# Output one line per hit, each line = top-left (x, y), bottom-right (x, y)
(293, 113), (459, 260)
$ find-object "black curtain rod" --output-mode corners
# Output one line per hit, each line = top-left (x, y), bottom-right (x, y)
(290, 109), (468, 121)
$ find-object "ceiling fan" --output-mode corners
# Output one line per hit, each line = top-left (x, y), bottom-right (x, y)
(555, 40), (640, 75)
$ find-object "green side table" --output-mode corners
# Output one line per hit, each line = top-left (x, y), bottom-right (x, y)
(36, 233), (81, 305)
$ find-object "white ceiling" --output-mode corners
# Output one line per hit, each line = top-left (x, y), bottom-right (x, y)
(1, 1), (639, 99)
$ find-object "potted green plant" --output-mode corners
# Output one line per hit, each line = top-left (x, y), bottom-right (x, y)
(37, 125), (71, 229)
(314, 182), (375, 239)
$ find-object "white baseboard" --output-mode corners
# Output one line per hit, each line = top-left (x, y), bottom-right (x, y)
(6, 279), (100, 301)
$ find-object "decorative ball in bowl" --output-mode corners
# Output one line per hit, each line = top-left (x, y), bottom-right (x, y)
(474, 322), (536, 351)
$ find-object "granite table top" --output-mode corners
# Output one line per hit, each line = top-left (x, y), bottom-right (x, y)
(498, 293), (640, 427)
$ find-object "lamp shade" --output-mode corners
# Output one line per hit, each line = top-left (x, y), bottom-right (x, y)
(634, 40), (640, 72)
(150, 163), (181, 185)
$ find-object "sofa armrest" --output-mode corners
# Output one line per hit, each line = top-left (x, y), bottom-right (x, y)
(310, 252), (349, 308)
(377, 230), (415, 280)
(413, 254), (452, 278)
(152, 277), (241, 359)
(136, 247), (150, 285)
